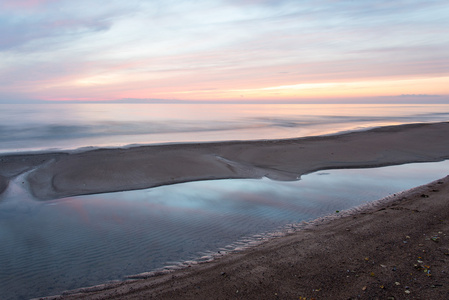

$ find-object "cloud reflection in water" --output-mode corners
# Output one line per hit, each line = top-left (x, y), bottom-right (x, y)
(0, 160), (448, 299)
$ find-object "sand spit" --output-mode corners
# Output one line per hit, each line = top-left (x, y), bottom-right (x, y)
(0, 122), (448, 200)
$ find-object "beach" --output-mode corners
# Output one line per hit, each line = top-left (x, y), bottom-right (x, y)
(1, 122), (449, 299)
(3, 0), (449, 298)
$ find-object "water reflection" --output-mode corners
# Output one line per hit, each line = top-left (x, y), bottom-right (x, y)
(0, 160), (448, 299)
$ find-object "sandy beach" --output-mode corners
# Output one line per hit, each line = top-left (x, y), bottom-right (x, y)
(3, 0), (449, 297)
(1, 122), (449, 299)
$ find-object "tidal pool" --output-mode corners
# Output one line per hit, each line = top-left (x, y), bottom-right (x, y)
(0, 160), (448, 299)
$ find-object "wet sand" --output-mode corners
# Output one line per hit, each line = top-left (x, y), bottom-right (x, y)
(1, 122), (449, 200)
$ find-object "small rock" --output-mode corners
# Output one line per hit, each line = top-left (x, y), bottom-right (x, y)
(431, 236), (440, 242)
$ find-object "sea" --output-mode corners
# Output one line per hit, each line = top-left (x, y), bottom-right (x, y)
(1, 103), (449, 299)
(1, 103), (449, 153)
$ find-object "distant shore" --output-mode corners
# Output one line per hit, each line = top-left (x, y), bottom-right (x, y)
(1, 122), (449, 201)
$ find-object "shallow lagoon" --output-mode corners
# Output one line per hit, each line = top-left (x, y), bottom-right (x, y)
(0, 160), (448, 299)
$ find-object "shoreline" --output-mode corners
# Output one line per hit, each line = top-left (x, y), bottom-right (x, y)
(41, 175), (449, 299)
(1, 122), (449, 201)
(0, 122), (381, 157)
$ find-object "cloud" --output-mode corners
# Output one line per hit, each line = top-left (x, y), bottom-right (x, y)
(0, 0), (137, 52)
(399, 94), (441, 97)
(0, 0), (55, 10)
(0, 0), (448, 102)
(0, 16), (111, 51)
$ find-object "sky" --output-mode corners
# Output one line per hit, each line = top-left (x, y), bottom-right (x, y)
(0, 0), (448, 103)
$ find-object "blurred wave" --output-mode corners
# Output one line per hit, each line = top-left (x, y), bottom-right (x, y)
(1, 103), (448, 153)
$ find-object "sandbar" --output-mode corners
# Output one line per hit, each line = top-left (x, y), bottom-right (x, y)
(1, 122), (449, 200)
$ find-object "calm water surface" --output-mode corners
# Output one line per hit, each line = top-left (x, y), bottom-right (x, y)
(0, 160), (448, 299)
(1, 103), (449, 153)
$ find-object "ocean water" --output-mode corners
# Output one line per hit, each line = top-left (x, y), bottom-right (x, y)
(1, 103), (449, 153)
(0, 160), (448, 299)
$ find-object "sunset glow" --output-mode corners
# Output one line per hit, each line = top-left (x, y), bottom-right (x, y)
(1, 0), (448, 103)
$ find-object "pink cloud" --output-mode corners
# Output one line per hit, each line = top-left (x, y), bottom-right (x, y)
(1, 0), (55, 10)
